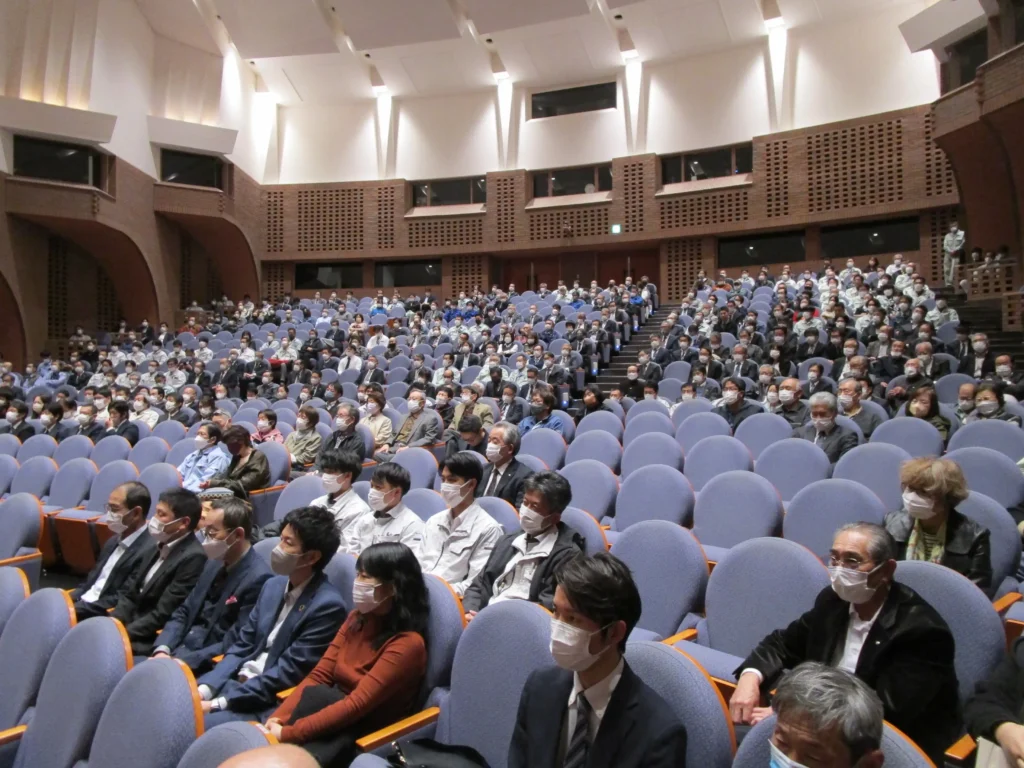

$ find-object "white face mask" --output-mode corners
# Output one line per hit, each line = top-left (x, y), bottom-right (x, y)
(722, 390), (739, 405)
(829, 563), (882, 605)
(322, 474), (345, 495)
(77, 413), (93, 426)
(550, 618), (608, 672)
(997, 365), (1012, 377)
(519, 504), (551, 535)
(976, 400), (999, 416)
(812, 417), (834, 432)
(257, 419), (270, 431)
(902, 489), (936, 520)
(296, 418), (309, 430)
(106, 509), (130, 535)
(485, 441), (505, 463)
(807, 372), (819, 382)
(148, 515), (182, 544)
(958, 399), (975, 413)
(367, 487), (393, 512)
(759, 374), (772, 385)
(408, 399), (423, 413)
(838, 394), (854, 409)
(194, 435), (210, 450)
(769, 740), (809, 768)
(352, 580), (388, 614)
(202, 530), (236, 561)
(441, 480), (469, 508)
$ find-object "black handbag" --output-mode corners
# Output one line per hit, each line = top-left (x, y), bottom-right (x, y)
(385, 738), (489, 768)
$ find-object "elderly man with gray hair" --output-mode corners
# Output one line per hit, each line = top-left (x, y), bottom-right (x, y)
(476, 421), (534, 509)
(730, 522), (959, 764)
(767, 662), (885, 768)
(791, 391), (858, 466)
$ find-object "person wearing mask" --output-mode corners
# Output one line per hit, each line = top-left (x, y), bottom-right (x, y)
(695, 347), (725, 382)
(538, 352), (567, 388)
(303, 450), (369, 548)
(729, 522), (959, 764)
(508, 552), (688, 768)
(792, 392), (857, 466)
(197, 505), (347, 727)
(481, 364), (508, 400)
(98, 400), (141, 447)
(724, 346), (758, 380)
(518, 385), (567, 436)
(914, 341), (949, 381)
(265, 542), (428, 762)
(71, 402), (106, 443)
(67, 361), (92, 391)
(285, 406), (323, 470)
(40, 401), (70, 442)
(993, 354), (1024, 389)
(2, 400), (34, 443)
(347, 464), (424, 556)
(476, 421), (533, 510)
(111, 488), (207, 656)
(447, 381), (493, 437)
(497, 382), (524, 425)
(830, 339), (860, 381)
(152, 497), (272, 671)
(355, 355), (385, 387)
(163, 393), (192, 427)
(966, 381), (1022, 426)
(805, 363), (835, 396)
(433, 386), (455, 430)
(943, 220), (965, 285)
(431, 353), (457, 386)
(204, 426), (272, 493)
(713, 378), (762, 430)
(636, 349), (663, 387)
(797, 329), (826, 362)
(445, 414), (487, 460)
(905, 384), (952, 444)
(130, 391), (162, 430)
(374, 391), (440, 462)
(361, 391), (393, 456)
(313, 403), (366, 469)
(70, 482), (157, 620)
(463, 470), (583, 620)
(837, 377), (883, 439)
(754, 365), (775, 403)
(768, 663), (886, 768)
(252, 409), (285, 445)
(419, 453), (503, 597)
(616, 363), (645, 400)
(211, 358), (240, 397)
(884, 457), (992, 594)
(954, 381), (978, 423)
(575, 384), (609, 424)
(959, 333), (996, 378)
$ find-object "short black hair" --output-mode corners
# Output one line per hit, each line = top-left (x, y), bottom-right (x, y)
(44, 402), (63, 420)
(201, 422), (223, 443)
(211, 497), (254, 540)
(320, 449), (361, 480)
(440, 451), (483, 485)
(523, 470), (572, 515)
(556, 552), (642, 652)
(457, 414), (483, 434)
(282, 505), (340, 572)
(259, 409), (278, 426)
(159, 488), (202, 531)
(356, 542), (429, 649)
(119, 481), (152, 516)
(372, 462), (411, 495)
(109, 400), (130, 419)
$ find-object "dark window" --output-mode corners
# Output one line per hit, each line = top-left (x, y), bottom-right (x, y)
(735, 144), (753, 174)
(953, 29), (988, 84)
(661, 155), (683, 185)
(295, 263), (363, 290)
(685, 148), (732, 181)
(1016, 0), (1024, 46)
(533, 164), (613, 197)
(660, 143), (754, 185)
(719, 231), (806, 267)
(412, 177), (486, 207)
(160, 149), (223, 189)
(13, 135), (103, 187)
(531, 82), (616, 119)
(374, 260), (441, 287)
(821, 218), (920, 260)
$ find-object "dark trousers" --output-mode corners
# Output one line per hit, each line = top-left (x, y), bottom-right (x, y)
(288, 685), (358, 768)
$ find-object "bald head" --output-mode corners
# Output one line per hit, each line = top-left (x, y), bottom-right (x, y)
(220, 745), (320, 768)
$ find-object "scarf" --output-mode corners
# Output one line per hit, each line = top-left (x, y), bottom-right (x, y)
(907, 519), (946, 565)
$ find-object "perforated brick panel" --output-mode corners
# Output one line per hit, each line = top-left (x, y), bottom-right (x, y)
(408, 217), (484, 249)
(807, 120), (904, 212)
(297, 189), (364, 252)
(763, 140), (790, 218)
(206, 259), (223, 303)
(47, 237), (68, 338)
(96, 269), (121, 332)
(962, 264), (1017, 298)
(924, 208), (958, 284)
(376, 187), (396, 249)
(263, 263), (291, 301)
(494, 176), (518, 243)
(924, 112), (956, 199)
(659, 190), (749, 230)
(663, 239), (705, 303)
(621, 160), (646, 233)
(529, 206), (610, 241)
(265, 191), (284, 253)
(179, 237), (194, 308)
(450, 255), (486, 298)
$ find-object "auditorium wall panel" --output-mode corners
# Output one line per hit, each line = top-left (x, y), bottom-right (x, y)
(276, 103), (378, 184)
(395, 91), (500, 181)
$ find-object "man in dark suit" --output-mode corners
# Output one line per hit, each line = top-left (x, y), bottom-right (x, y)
(67, 362), (92, 390)
(464, 470), (581, 618)
(3, 400), (35, 443)
(355, 356), (386, 387)
(111, 488), (207, 656)
(538, 353), (567, 387)
(70, 402), (107, 443)
(914, 341), (950, 380)
(241, 351), (271, 397)
(71, 481), (156, 620)
(949, 326), (973, 366)
(792, 391), (858, 466)
(872, 339), (908, 385)
(797, 330), (826, 362)
(476, 421), (534, 509)
(305, 371), (327, 401)
(508, 552), (688, 768)
(497, 383), (525, 425)
(636, 352), (663, 386)
(482, 367), (508, 399)
(518, 370), (541, 403)
(197, 505), (346, 726)
(98, 401), (140, 447)
(723, 349), (758, 380)
(959, 333), (997, 378)
(729, 522), (959, 764)
(164, 393), (194, 427)
(210, 359), (239, 396)
(694, 350), (724, 382)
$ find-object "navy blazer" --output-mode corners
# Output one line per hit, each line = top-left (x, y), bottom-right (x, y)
(196, 572), (346, 713)
(98, 421), (139, 447)
(157, 547), (272, 672)
(68, 421), (106, 443)
(508, 662), (688, 768)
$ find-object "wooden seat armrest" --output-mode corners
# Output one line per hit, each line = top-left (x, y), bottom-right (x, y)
(0, 552), (42, 568)
(663, 629), (697, 645)
(944, 734), (976, 763)
(355, 708), (441, 751)
(212, 654), (224, 663)
(276, 687), (296, 701)
(0, 726), (27, 747)
(994, 593), (1022, 615)
(250, 484), (287, 497)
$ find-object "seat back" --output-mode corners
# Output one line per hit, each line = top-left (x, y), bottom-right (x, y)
(870, 418), (944, 458)
(623, 412), (675, 447)
(957, 491), (1021, 597)
(137, 464), (182, 516)
(520, 429), (567, 470)
(755, 438), (831, 503)
(46, 458), (98, 510)
(559, 507), (607, 556)
(935, 372), (978, 404)
(90, 435), (132, 466)
(671, 399), (715, 428)
(693, 471), (783, 549)
(623, 397), (671, 423)
(685, 436), (753, 492)
(0, 588), (75, 730)
(404, 488), (448, 522)
(476, 496), (520, 534)
(272, 474), (327, 521)
(620, 432), (684, 478)
(392, 447), (439, 490)
(13, 617), (132, 768)
(85, 461), (141, 513)
(84, 657), (204, 768)
(15, 434), (57, 462)
(675, 412), (732, 456)
(945, 446), (1024, 509)
(0, 566), (29, 638)
(565, 431), (623, 474)
(833, 443), (913, 512)
(948, 420), (1024, 462)
(255, 441), (291, 485)
(734, 413), (794, 459)
(784, 479), (887, 561)
(625, 642), (735, 767)
(704, 538), (830, 658)
(558, 460), (619, 520)
(894, 560), (1004, 701)
(0, 454), (17, 496)
(0, 493), (43, 559)
(10, 456), (58, 498)
(575, 410), (623, 441)
(422, 575), (465, 698)
(439, 601), (553, 768)
(151, 420), (186, 445)
(175, 723), (274, 768)
(611, 521), (708, 638)
(52, 435), (94, 466)
(615, 465), (695, 529)
(0, 434), (20, 457)
(127, 437), (170, 472)
(323, 553), (356, 612)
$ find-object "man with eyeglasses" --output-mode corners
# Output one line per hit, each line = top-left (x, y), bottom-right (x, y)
(728, 522), (960, 764)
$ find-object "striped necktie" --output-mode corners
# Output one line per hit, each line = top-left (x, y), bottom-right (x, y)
(564, 693), (592, 768)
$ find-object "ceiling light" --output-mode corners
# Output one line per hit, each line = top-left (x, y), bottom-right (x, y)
(764, 16), (785, 29)
(372, 85), (389, 96)
(621, 48), (639, 62)
(493, 70), (509, 82)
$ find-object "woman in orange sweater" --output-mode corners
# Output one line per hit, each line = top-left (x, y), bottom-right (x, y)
(266, 542), (430, 767)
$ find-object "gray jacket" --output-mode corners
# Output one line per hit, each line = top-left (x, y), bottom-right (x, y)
(792, 422), (858, 465)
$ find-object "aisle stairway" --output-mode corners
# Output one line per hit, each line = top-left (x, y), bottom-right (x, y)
(595, 307), (675, 390)
(936, 288), (1022, 360)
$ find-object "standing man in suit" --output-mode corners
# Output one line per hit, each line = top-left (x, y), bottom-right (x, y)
(70, 482), (156, 620)
(151, 496), (272, 673)
(476, 422), (533, 509)
(111, 488), (207, 656)
(196, 505), (346, 726)
(70, 402), (107, 443)
(98, 401), (140, 447)
(508, 552), (688, 768)
(497, 383), (525, 425)
(729, 522), (960, 764)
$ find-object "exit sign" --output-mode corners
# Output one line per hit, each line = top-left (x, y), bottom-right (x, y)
(611, 223), (622, 235)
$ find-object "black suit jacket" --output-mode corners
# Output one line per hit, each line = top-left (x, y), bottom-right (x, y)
(737, 583), (960, 763)
(965, 636), (1024, 740)
(959, 353), (996, 378)
(73, 422), (107, 443)
(72, 530), (157, 619)
(112, 533), (207, 654)
(475, 457), (533, 509)
(99, 421), (139, 447)
(211, 369), (239, 391)
(355, 367), (385, 387)
(508, 662), (688, 768)
(497, 400), (525, 425)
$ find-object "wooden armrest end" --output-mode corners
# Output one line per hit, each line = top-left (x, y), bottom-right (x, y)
(355, 707), (441, 751)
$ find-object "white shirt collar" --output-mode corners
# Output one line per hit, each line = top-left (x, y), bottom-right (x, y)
(848, 601), (884, 627)
(569, 657), (625, 718)
(511, 525), (558, 555)
(119, 526), (147, 549)
(287, 573), (314, 600)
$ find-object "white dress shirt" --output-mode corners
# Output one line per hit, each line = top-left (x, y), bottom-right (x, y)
(347, 502), (424, 556)
(489, 528), (557, 605)
(833, 603), (883, 674)
(80, 526), (146, 603)
(419, 502), (504, 597)
(311, 488), (371, 543)
(558, 658), (625, 763)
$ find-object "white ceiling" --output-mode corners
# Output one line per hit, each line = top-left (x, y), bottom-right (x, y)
(135, 0), (921, 103)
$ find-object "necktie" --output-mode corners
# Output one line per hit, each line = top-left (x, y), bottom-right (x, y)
(564, 694), (592, 768)
(483, 466), (501, 496)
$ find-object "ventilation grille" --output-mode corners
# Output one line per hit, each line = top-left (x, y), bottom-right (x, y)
(529, 206), (610, 241)
(924, 112), (957, 199)
(265, 191), (285, 253)
(663, 239), (705, 303)
(494, 176), (518, 243)
(264, 263), (290, 302)
(408, 217), (484, 249)
(376, 187), (396, 250)
(763, 140), (790, 218)
(621, 160), (646, 233)
(807, 120), (904, 212)
(297, 189), (364, 252)
(47, 237), (69, 338)
(450, 255), (486, 298)
(659, 190), (749, 230)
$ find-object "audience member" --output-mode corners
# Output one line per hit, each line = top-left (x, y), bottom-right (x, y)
(98, 400), (140, 446)
(285, 406), (323, 469)
(792, 392), (857, 465)
(252, 409), (285, 445)
(179, 423), (231, 492)
(347, 462), (423, 555)
(205, 425), (271, 493)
